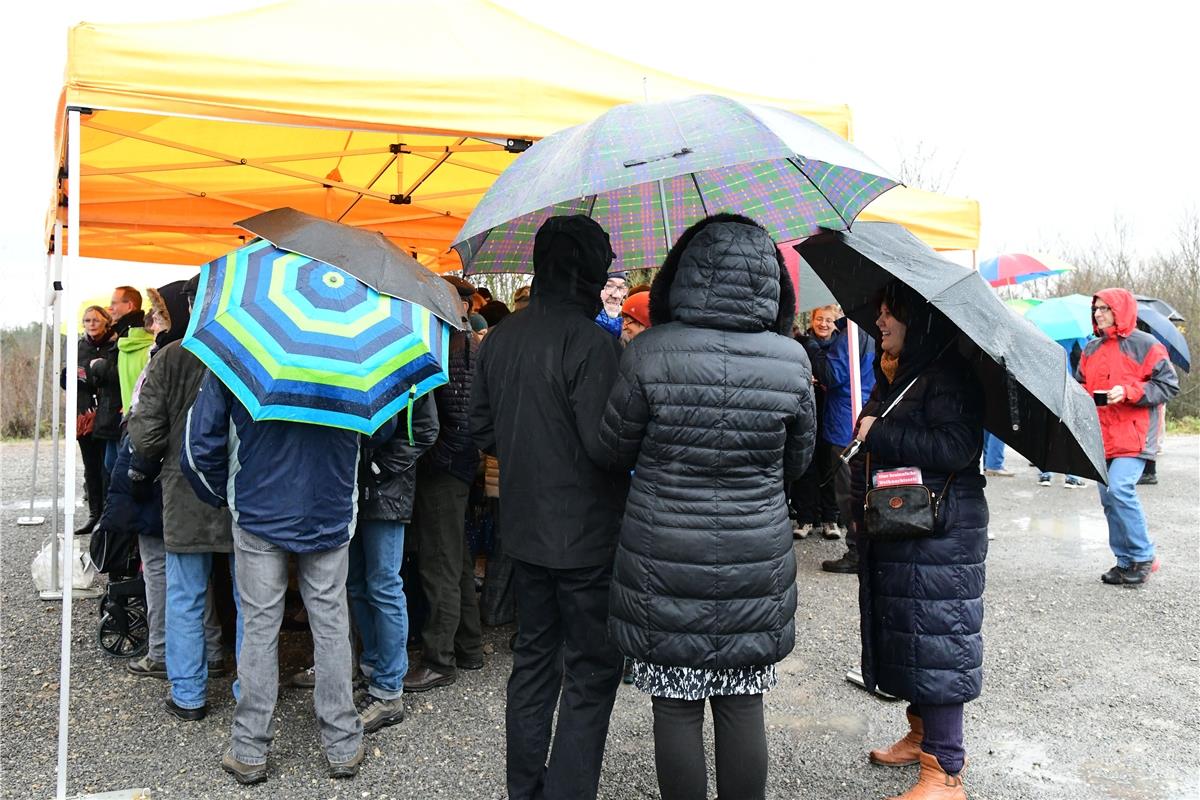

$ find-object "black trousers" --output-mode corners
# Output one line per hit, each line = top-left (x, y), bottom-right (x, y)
(78, 435), (108, 520)
(506, 559), (623, 800)
(412, 470), (482, 672)
(652, 693), (768, 800)
(790, 442), (838, 524)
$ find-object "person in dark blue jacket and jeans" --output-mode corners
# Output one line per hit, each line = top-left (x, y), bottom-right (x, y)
(183, 373), (394, 785)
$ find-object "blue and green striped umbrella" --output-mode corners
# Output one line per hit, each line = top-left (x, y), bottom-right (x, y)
(182, 238), (450, 434)
(453, 94), (898, 274)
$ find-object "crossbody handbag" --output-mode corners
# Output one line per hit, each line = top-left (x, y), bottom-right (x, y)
(856, 375), (955, 541)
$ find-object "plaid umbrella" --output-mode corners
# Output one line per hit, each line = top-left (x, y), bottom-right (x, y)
(453, 94), (898, 273)
(979, 252), (1074, 287)
(182, 238), (450, 434)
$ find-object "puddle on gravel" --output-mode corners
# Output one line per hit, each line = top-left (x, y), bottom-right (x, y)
(766, 711), (867, 736)
(1079, 758), (1188, 799)
(1009, 511), (1109, 553)
(988, 737), (1080, 787)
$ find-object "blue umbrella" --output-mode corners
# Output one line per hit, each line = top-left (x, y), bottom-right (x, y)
(1137, 306), (1191, 373)
(183, 238), (450, 434)
(1023, 294), (1094, 343)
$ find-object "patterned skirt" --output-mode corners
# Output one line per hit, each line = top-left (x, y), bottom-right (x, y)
(630, 660), (777, 701)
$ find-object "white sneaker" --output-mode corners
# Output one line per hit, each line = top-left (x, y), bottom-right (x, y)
(1037, 477), (1052, 487)
(821, 522), (842, 540)
(1064, 478), (1085, 489)
(793, 523), (813, 539)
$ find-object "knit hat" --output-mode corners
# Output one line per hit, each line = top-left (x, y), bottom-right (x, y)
(621, 291), (651, 328)
(469, 313), (488, 333)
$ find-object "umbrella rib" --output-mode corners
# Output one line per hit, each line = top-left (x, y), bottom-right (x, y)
(787, 157), (852, 231)
(690, 173), (710, 217)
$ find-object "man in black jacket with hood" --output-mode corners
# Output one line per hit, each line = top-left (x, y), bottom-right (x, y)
(470, 215), (628, 800)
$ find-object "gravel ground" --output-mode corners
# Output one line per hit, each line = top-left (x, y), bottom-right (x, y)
(2, 436), (1197, 800)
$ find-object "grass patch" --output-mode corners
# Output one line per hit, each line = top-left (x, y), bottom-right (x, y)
(1167, 416), (1200, 435)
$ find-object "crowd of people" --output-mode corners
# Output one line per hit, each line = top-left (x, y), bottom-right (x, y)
(68, 212), (1180, 800)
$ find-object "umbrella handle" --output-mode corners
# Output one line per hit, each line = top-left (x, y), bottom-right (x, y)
(1004, 361), (1020, 432)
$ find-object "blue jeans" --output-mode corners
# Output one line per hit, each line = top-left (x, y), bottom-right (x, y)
(1097, 457), (1154, 566)
(982, 431), (1006, 471)
(347, 520), (409, 700)
(165, 552), (243, 709)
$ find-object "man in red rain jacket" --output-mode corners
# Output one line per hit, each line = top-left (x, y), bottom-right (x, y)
(1075, 288), (1179, 586)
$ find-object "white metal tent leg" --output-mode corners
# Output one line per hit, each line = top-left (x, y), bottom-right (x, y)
(55, 109), (82, 800)
(50, 107), (139, 800)
(17, 253), (52, 526)
(48, 229), (64, 593)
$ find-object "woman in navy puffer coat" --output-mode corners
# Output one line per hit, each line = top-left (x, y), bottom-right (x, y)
(850, 279), (987, 800)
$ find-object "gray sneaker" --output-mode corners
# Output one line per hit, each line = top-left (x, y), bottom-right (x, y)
(221, 749), (268, 785)
(358, 694), (406, 733)
(127, 655), (167, 679)
(327, 744), (365, 779)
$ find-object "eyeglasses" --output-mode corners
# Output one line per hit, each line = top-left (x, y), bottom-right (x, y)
(1093, 305), (1112, 313)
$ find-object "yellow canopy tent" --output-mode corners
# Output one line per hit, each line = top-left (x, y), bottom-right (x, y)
(50, 0), (854, 272)
(860, 186), (980, 252)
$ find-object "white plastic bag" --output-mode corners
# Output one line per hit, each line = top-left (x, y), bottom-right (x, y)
(31, 535), (97, 592)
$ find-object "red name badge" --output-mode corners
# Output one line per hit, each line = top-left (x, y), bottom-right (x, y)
(872, 467), (923, 488)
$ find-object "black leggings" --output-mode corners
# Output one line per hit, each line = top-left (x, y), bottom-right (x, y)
(652, 693), (767, 800)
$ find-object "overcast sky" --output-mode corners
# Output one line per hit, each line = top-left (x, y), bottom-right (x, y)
(2, 0), (1197, 327)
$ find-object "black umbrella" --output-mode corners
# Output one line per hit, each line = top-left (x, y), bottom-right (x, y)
(236, 207), (466, 329)
(1134, 295), (1185, 323)
(797, 223), (1107, 483)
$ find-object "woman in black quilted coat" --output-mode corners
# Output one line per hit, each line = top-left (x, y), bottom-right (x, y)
(850, 279), (987, 800)
(598, 214), (815, 800)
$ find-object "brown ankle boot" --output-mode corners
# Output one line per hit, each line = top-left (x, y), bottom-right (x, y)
(885, 751), (966, 800)
(869, 711), (923, 767)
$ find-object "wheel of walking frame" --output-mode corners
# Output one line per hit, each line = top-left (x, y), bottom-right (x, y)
(97, 606), (149, 658)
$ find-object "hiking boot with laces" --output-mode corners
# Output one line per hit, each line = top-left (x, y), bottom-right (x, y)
(822, 548), (858, 574)
(1122, 559), (1158, 586)
(358, 694), (406, 733)
(291, 666), (316, 688)
(127, 655), (167, 679)
(1100, 564), (1125, 585)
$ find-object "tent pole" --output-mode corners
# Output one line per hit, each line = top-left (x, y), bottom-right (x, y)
(48, 229), (64, 592)
(18, 252), (52, 526)
(55, 108), (82, 800)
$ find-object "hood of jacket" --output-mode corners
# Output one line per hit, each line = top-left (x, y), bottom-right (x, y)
(529, 215), (615, 317)
(648, 214), (794, 335)
(151, 280), (193, 348)
(1093, 287), (1138, 339)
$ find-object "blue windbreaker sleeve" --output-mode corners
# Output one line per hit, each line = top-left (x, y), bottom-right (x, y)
(180, 371), (232, 507)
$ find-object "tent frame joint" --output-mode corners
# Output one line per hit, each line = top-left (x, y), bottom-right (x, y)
(504, 138), (533, 153)
(389, 194), (412, 205)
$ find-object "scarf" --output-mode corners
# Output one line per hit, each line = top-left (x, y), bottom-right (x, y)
(880, 352), (900, 384)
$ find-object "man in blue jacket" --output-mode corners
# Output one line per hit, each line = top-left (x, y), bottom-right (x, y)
(183, 373), (393, 784)
(814, 317), (876, 574)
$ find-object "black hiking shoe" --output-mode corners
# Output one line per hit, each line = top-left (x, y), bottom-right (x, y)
(1122, 559), (1158, 586)
(1100, 564), (1125, 585)
(821, 549), (858, 574)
